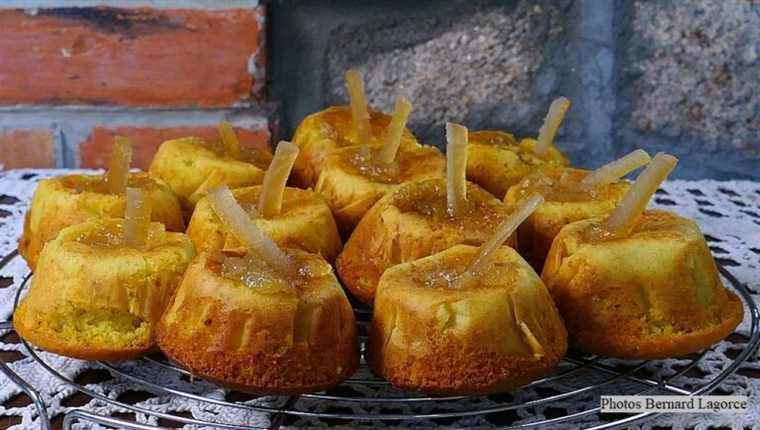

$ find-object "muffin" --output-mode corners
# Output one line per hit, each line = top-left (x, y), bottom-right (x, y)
(14, 218), (194, 360)
(368, 244), (567, 395)
(504, 167), (630, 271)
(187, 185), (342, 262)
(148, 136), (271, 212)
(156, 249), (358, 394)
(542, 210), (744, 358)
(19, 173), (184, 270)
(466, 131), (569, 198)
(315, 145), (445, 234)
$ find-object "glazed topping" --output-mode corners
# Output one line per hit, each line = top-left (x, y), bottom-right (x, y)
(337, 146), (408, 183)
(580, 149), (651, 190)
(416, 253), (520, 291)
(469, 130), (518, 147)
(393, 181), (504, 229)
(599, 152), (678, 239)
(512, 169), (598, 202)
(73, 220), (164, 249)
(378, 96), (413, 164)
(258, 141), (300, 218)
(535, 97), (571, 157)
(103, 136), (133, 194)
(345, 68), (372, 146)
(218, 122), (241, 159)
(220, 250), (316, 290)
(453, 194), (543, 288)
(207, 186), (295, 280)
(124, 188), (151, 248)
(446, 122), (469, 216)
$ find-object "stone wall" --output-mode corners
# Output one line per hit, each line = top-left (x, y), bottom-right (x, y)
(270, 0), (760, 180)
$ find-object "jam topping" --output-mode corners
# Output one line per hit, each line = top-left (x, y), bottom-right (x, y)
(512, 170), (599, 203)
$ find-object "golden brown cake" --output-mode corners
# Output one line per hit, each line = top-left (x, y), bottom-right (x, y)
(504, 167), (629, 271)
(466, 131), (569, 199)
(336, 178), (516, 304)
(187, 185), (342, 261)
(291, 106), (420, 188)
(315, 145), (445, 234)
(148, 136), (272, 211)
(368, 244), (567, 395)
(14, 218), (195, 361)
(542, 210), (744, 358)
(156, 249), (358, 394)
(19, 173), (184, 270)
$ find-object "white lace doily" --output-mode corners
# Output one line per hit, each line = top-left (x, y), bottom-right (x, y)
(0, 169), (758, 430)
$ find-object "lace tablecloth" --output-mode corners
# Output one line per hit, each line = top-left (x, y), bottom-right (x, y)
(0, 169), (758, 429)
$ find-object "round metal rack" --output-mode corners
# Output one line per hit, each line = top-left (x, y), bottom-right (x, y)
(1, 249), (758, 430)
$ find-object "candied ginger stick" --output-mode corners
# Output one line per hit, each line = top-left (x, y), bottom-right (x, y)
(188, 168), (226, 206)
(345, 68), (372, 146)
(534, 97), (571, 158)
(124, 187), (152, 248)
(258, 141), (300, 218)
(104, 136), (133, 194)
(580, 149), (652, 189)
(377, 96), (412, 164)
(604, 152), (678, 238)
(453, 194), (544, 288)
(446, 122), (469, 217)
(207, 186), (294, 279)
(218, 121), (241, 159)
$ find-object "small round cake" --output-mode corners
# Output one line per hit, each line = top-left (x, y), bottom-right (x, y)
(315, 145), (445, 234)
(14, 218), (195, 361)
(291, 106), (420, 188)
(368, 244), (567, 395)
(156, 249), (358, 394)
(148, 137), (272, 211)
(542, 210), (744, 358)
(187, 185), (342, 262)
(336, 178), (516, 304)
(19, 173), (184, 270)
(466, 131), (569, 199)
(504, 167), (629, 271)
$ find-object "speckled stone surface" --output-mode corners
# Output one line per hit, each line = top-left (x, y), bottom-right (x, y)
(625, 0), (759, 156)
(323, 1), (569, 146)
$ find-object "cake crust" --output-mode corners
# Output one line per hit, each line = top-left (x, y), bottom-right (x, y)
(542, 210), (744, 358)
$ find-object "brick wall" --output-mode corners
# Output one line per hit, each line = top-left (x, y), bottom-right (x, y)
(2, 0), (758, 179)
(0, 0), (270, 170)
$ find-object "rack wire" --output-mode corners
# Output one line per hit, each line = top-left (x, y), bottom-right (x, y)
(1, 248), (758, 430)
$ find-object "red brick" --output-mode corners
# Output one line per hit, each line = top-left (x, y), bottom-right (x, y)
(79, 124), (271, 169)
(0, 129), (56, 169)
(0, 7), (264, 107)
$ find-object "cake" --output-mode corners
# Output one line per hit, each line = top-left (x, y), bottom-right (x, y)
(336, 178), (516, 304)
(14, 217), (194, 360)
(148, 133), (272, 212)
(157, 186), (358, 394)
(541, 152), (743, 358)
(466, 130), (569, 198)
(368, 244), (567, 394)
(503, 167), (630, 271)
(19, 172), (184, 270)
(187, 185), (342, 261)
(315, 144), (445, 234)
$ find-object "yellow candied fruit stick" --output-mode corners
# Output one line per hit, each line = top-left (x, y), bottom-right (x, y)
(104, 136), (133, 194)
(345, 68), (372, 146)
(258, 141), (300, 218)
(188, 168), (226, 206)
(124, 187), (152, 248)
(535, 97), (571, 157)
(454, 194), (544, 288)
(218, 121), (241, 159)
(378, 96), (412, 164)
(207, 186), (294, 279)
(580, 149), (652, 189)
(445, 122), (468, 217)
(603, 152), (678, 238)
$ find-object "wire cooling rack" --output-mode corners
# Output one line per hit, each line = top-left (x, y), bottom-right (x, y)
(0, 248), (758, 430)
